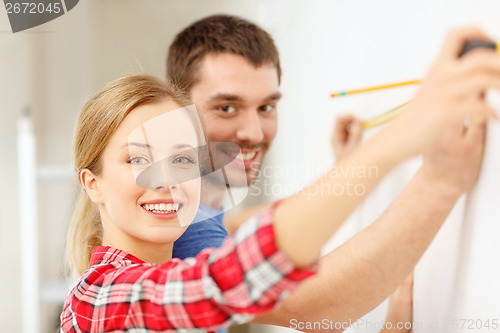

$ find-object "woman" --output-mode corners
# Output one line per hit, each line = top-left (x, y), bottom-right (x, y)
(61, 75), (317, 332)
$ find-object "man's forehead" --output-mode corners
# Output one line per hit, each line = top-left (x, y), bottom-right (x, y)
(193, 53), (280, 101)
(197, 52), (278, 75)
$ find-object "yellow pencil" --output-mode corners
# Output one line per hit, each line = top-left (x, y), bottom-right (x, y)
(362, 102), (408, 129)
(330, 80), (420, 98)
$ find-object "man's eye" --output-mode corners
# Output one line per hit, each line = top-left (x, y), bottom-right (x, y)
(128, 157), (149, 165)
(259, 105), (274, 112)
(219, 105), (236, 113)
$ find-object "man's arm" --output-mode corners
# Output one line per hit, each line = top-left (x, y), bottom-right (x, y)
(252, 169), (461, 331)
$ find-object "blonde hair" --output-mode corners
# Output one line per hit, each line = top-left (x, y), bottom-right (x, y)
(66, 75), (191, 279)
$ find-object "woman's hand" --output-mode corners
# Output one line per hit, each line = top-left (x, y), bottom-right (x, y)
(386, 26), (499, 161)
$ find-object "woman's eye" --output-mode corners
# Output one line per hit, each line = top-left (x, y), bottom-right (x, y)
(128, 157), (149, 165)
(173, 156), (195, 164)
(259, 104), (274, 112)
(219, 105), (236, 113)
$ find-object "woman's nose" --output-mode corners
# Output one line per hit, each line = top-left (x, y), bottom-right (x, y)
(155, 184), (176, 191)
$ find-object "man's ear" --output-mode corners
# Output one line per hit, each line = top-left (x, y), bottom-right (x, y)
(80, 169), (103, 204)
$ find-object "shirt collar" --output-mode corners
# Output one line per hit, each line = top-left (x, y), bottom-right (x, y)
(90, 246), (145, 266)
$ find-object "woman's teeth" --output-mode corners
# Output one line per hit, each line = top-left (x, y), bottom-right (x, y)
(229, 151), (257, 161)
(142, 203), (180, 213)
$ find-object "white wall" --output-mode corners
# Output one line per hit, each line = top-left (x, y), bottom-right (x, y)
(264, 1), (500, 333)
(1, 1), (499, 332)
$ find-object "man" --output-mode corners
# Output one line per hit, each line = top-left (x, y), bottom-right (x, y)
(168, 15), (499, 332)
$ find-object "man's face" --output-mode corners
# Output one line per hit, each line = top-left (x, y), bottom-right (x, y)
(189, 53), (280, 184)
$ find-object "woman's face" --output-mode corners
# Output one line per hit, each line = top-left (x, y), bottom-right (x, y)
(92, 100), (201, 254)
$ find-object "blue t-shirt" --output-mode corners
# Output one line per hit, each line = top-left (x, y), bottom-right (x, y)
(173, 203), (228, 259)
(173, 203), (229, 333)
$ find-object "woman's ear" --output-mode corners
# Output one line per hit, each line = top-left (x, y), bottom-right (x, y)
(80, 169), (103, 204)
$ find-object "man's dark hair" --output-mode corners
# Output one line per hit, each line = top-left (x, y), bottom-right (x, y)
(167, 14), (281, 90)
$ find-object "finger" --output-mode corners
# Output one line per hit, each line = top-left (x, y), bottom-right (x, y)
(333, 115), (351, 134)
(333, 114), (355, 143)
(465, 114), (488, 144)
(347, 120), (363, 146)
(461, 101), (498, 139)
(459, 50), (500, 78)
(402, 271), (414, 290)
(345, 116), (360, 132)
(453, 74), (500, 104)
(439, 26), (493, 60)
(332, 118), (345, 146)
(471, 101), (498, 120)
(453, 101), (498, 125)
(332, 115), (351, 158)
(337, 115), (356, 128)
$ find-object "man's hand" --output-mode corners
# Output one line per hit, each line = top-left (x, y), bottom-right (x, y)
(420, 113), (487, 196)
(381, 272), (414, 333)
(332, 115), (363, 161)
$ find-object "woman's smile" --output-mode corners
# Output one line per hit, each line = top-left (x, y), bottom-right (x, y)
(140, 199), (184, 221)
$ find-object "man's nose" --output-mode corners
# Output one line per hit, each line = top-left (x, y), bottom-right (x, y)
(236, 110), (264, 144)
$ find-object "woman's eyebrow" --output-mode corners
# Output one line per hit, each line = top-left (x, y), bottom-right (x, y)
(173, 143), (195, 149)
(122, 142), (151, 149)
(124, 143), (196, 154)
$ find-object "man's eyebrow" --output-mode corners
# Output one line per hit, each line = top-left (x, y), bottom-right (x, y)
(206, 91), (282, 103)
(206, 93), (244, 103)
(265, 92), (282, 102)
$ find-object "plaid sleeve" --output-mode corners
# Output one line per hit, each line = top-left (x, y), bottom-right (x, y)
(61, 203), (318, 332)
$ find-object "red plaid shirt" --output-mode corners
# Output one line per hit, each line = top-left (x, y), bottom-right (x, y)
(60, 205), (317, 332)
